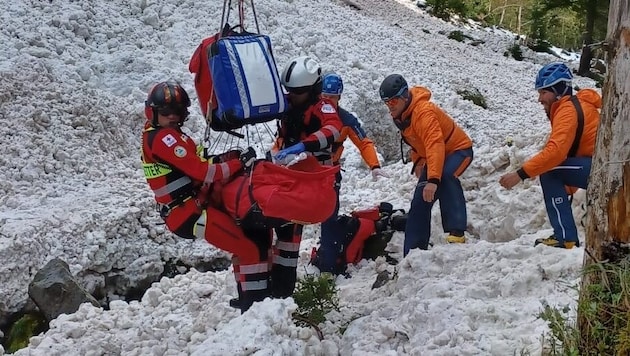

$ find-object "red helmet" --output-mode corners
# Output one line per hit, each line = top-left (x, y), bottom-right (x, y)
(144, 82), (191, 126)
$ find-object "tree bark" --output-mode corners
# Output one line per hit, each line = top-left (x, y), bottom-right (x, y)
(578, 0), (630, 351)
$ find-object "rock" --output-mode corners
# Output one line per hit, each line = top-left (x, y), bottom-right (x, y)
(28, 258), (100, 321)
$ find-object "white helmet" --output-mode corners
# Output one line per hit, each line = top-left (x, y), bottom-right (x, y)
(280, 56), (322, 89)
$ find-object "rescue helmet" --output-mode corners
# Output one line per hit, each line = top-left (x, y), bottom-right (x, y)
(379, 74), (409, 101)
(535, 62), (573, 96)
(322, 73), (344, 95)
(144, 81), (191, 126)
(280, 56), (322, 94)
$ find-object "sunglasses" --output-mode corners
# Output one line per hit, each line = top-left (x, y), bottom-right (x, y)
(380, 87), (408, 103)
(156, 106), (184, 116)
(286, 86), (310, 95)
(383, 97), (403, 107)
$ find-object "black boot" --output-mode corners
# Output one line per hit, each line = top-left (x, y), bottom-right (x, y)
(389, 213), (408, 232)
(229, 282), (243, 309)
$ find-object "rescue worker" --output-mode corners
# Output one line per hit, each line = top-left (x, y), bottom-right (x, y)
(499, 62), (601, 249)
(379, 74), (474, 256)
(314, 72), (390, 274)
(141, 81), (270, 312)
(271, 56), (343, 297)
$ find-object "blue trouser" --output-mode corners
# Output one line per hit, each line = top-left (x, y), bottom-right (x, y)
(404, 148), (473, 256)
(539, 157), (591, 244)
(317, 172), (343, 273)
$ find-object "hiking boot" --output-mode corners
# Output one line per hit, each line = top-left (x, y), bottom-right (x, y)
(229, 297), (241, 309)
(534, 237), (579, 249)
(389, 213), (407, 232)
(445, 235), (466, 244)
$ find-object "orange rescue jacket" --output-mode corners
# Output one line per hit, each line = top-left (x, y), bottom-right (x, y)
(519, 89), (601, 178)
(398, 87), (472, 182)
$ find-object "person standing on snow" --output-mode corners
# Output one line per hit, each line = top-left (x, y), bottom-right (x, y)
(141, 81), (270, 312)
(499, 62), (601, 249)
(270, 56), (343, 297)
(379, 74), (473, 256)
(312, 72), (390, 274)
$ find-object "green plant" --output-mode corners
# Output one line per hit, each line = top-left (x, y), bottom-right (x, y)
(456, 88), (488, 109)
(426, 0), (468, 20)
(538, 258), (630, 355)
(506, 43), (524, 61)
(528, 39), (552, 54)
(292, 273), (339, 326)
(538, 302), (580, 355)
(4, 312), (47, 353)
(448, 30), (466, 42)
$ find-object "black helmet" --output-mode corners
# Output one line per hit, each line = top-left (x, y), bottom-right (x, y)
(379, 74), (408, 101)
(145, 81), (191, 126)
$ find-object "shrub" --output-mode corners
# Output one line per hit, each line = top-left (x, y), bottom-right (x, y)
(456, 88), (487, 109)
(448, 30), (465, 42)
(426, 0), (467, 21)
(539, 257), (630, 355)
(506, 43), (524, 61)
(292, 273), (339, 326)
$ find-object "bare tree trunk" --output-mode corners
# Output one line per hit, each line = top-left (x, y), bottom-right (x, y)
(517, 6), (521, 36)
(578, 0), (600, 75)
(499, 0), (507, 26)
(578, 0), (630, 352)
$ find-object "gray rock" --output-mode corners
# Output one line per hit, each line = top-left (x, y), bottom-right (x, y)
(28, 258), (100, 321)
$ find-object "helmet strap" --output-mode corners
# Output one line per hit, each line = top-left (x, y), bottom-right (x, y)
(151, 108), (159, 128)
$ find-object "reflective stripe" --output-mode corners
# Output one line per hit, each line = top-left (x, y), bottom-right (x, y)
(240, 280), (268, 291)
(220, 162), (231, 180)
(273, 255), (298, 267)
(551, 197), (567, 240)
(193, 211), (207, 239)
(550, 165), (583, 171)
(314, 131), (328, 148)
(153, 176), (192, 198)
(225, 42), (251, 119)
(324, 125), (341, 141)
(240, 262), (269, 274)
(204, 164), (217, 184)
(204, 162), (232, 184)
(275, 240), (300, 252)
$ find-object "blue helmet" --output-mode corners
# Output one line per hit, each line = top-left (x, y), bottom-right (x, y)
(535, 62), (572, 91)
(322, 73), (344, 95)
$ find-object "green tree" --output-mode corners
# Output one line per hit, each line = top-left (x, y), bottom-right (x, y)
(543, 0), (610, 75)
(426, 0), (469, 20)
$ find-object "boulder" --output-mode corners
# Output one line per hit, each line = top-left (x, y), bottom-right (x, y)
(28, 258), (99, 321)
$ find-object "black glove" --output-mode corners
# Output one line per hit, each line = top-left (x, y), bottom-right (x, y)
(239, 147), (257, 170)
(214, 149), (241, 163)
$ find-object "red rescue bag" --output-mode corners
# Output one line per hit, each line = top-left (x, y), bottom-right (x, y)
(222, 157), (340, 226)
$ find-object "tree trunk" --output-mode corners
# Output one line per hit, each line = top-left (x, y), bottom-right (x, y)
(578, 0), (599, 75)
(578, 0), (630, 353)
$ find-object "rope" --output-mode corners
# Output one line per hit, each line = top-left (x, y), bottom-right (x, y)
(590, 158), (630, 176)
(201, 0), (274, 156)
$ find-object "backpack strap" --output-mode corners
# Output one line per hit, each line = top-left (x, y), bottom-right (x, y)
(399, 134), (416, 164)
(568, 95), (584, 158)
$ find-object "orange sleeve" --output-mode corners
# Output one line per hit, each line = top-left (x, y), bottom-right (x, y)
(521, 103), (577, 178)
(347, 130), (381, 169)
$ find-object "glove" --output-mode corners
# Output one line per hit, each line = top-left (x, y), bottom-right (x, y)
(274, 142), (305, 161)
(239, 147), (257, 170)
(214, 149), (241, 163)
(371, 168), (390, 180)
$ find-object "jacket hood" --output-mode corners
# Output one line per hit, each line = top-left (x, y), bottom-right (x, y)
(408, 86), (432, 103)
(576, 88), (602, 109)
